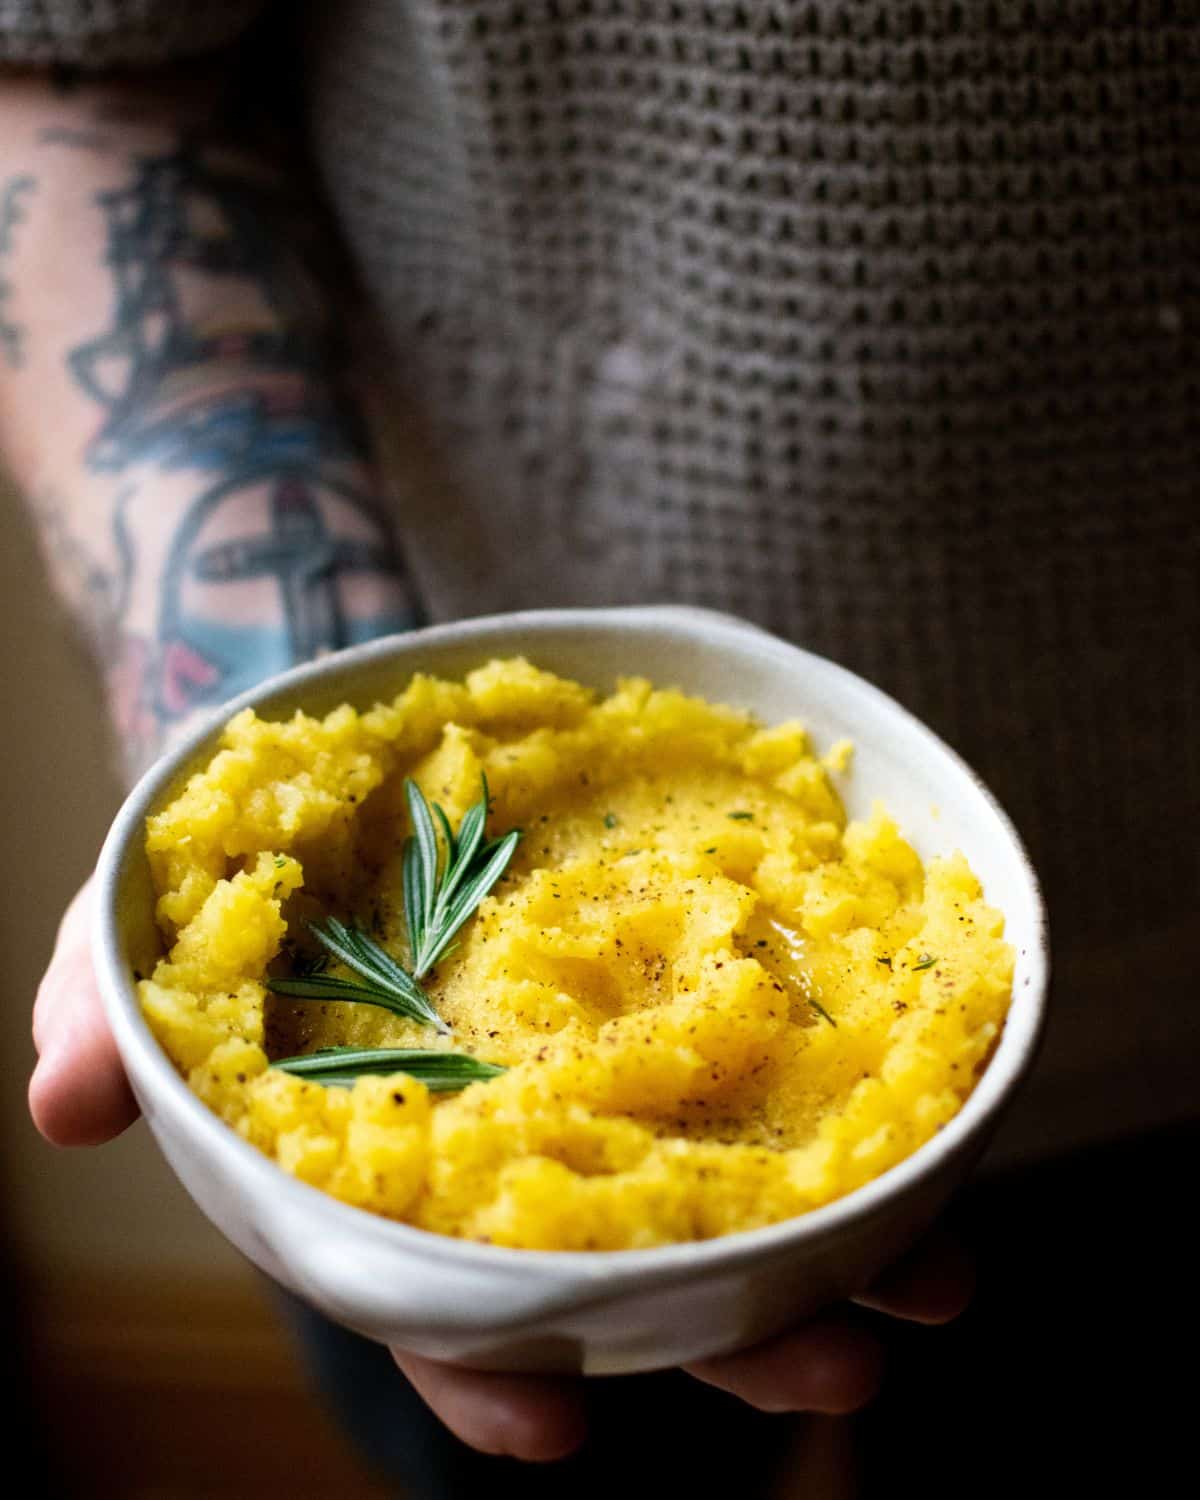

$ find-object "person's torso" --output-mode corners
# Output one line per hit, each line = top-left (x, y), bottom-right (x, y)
(298, 1), (1200, 1156)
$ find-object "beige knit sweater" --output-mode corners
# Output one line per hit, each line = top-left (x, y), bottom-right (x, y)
(3, 1), (1197, 1158)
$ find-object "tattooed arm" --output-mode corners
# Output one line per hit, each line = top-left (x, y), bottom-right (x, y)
(0, 73), (415, 782)
(9, 66), (414, 1143)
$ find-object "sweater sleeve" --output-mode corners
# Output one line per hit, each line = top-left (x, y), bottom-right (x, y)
(0, 0), (266, 68)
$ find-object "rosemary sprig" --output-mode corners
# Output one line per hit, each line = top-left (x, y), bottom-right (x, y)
(273, 1046), (506, 1092)
(267, 917), (449, 1034)
(267, 777), (519, 1089)
(403, 775), (521, 978)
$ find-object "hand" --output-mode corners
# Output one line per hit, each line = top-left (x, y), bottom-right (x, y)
(30, 878), (138, 1146)
(391, 1229), (974, 1462)
(31, 879), (975, 1464)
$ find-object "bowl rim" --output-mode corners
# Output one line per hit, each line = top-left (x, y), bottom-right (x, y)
(93, 604), (1049, 1281)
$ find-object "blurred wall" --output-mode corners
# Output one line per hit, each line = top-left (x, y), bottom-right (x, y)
(0, 472), (247, 1286)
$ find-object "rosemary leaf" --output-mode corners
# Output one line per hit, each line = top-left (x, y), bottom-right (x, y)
(912, 953), (938, 971)
(404, 779), (441, 950)
(422, 830), (521, 975)
(440, 793), (488, 907)
(401, 841), (426, 969)
(273, 1046), (506, 1092)
(265, 973), (421, 1010)
(268, 918), (448, 1034)
(404, 776), (521, 978)
(432, 802), (457, 866)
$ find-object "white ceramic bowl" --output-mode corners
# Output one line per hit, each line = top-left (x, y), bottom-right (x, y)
(93, 606), (1048, 1374)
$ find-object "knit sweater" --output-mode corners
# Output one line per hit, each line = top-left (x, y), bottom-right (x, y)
(3, 1), (1198, 1158)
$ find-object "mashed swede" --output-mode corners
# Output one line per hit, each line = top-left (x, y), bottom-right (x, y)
(140, 659), (1012, 1250)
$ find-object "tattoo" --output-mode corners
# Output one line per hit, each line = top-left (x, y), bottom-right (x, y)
(177, 473), (395, 663)
(69, 149), (363, 472)
(39, 479), (413, 775)
(0, 175), (36, 369)
(37, 126), (118, 153)
(60, 145), (417, 775)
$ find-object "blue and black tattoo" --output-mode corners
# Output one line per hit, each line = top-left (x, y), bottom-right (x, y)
(63, 145), (417, 765)
(0, 174), (36, 369)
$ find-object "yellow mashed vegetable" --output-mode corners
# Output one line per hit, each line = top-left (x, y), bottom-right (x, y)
(141, 659), (1012, 1250)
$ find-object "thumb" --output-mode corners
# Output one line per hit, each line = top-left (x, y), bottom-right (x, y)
(30, 879), (139, 1146)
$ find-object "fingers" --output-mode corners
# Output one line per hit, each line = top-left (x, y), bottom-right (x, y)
(853, 1227), (976, 1326)
(29, 880), (139, 1147)
(685, 1229), (973, 1417)
(684, 1313), (885, 1415)
(389, 1228), (973, 1452)
(391, 1349), (588, 1462)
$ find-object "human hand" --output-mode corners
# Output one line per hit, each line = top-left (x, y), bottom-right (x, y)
(30, 878), (138, 1146)
(390, 1229), (973, 1462)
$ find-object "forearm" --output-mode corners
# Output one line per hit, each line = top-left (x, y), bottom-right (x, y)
(0, 72), (414, 781)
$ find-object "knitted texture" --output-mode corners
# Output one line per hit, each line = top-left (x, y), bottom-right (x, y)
(3, 1), (1199, 1142)
(303, 2), (1200, 955)
(0, 0), (261, 65)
